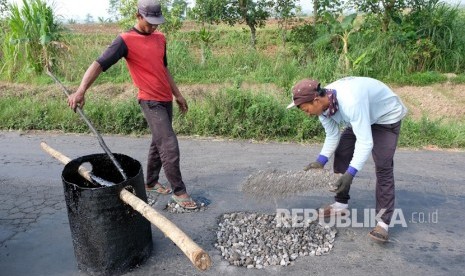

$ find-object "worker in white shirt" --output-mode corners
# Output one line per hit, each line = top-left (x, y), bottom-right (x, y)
(287, 76), (408, 243)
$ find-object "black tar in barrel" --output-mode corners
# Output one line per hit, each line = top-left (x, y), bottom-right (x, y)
(62, 153), (152, 276)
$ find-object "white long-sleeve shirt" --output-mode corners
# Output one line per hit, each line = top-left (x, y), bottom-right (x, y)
(319, 77), (408, 172)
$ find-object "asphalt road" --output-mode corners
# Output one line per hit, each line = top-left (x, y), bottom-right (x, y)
(0, 131), (464, 276)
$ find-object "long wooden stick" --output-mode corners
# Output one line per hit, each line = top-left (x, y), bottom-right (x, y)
(119, 191), (211, 271)
(40, 142), (93, 182)
(40, 142), (212, 271)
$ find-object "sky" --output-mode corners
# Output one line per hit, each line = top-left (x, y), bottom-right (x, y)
(8, 0), (111, 21)
(8, 0), (465, 22)
(45, 0), (111, 21)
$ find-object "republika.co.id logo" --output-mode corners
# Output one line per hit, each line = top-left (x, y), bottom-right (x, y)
(275, 208), (438, 228)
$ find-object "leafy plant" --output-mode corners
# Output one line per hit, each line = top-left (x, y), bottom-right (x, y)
(98, 17), (113, 23)
(332, 13), (358, 73)
(233, 0), (274, 48)
(288, 23), (317, 45)
(313, 0), (346, 24)
(273, 0), (299, 45)
(191, 0), (227, 24)
(349, 0), (409, 32)
(197, 26), (218, 65)
(193, 0), (274, 48)
(174, 87), (324, 140)
(160, 1), (184, 35)
(2, 0), (64, 78)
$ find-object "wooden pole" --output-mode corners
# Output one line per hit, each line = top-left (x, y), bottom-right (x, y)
(40, 142), (212, 271)
(119, 190), (211, 270)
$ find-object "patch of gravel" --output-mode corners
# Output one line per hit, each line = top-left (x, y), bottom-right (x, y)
(146, 192), (158, 206)
(163, 201), (207, 213)
(241, 169), (341, 201)
(146, 192), (208, 213)
(215, 212), (337, 269)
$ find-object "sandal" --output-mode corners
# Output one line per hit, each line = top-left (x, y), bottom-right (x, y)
(317, 204), (349, 218)
(146, 183), (172, 194)
(171, 195), (198, 210)
(368, 225), (389, 243)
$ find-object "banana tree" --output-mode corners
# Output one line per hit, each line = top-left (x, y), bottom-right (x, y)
(313, 13), (359, 73)
(338, 13), (357, 72)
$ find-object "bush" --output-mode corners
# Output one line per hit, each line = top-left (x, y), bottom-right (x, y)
(450, 74), (465, 84)
(400, 117), (465, 148)
(386, 71), (448, 86)
(174, 87), (324, 141)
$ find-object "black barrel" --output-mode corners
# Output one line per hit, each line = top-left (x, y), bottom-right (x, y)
(61, 153), (152, 276)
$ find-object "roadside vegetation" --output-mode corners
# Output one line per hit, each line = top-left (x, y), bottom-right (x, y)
(1, 0), (465, 148)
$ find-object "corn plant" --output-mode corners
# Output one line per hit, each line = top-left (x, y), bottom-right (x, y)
(311, 13), (358, 74)
(3, 0), (64, 78)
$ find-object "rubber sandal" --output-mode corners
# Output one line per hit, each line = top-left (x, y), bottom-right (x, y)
(368, 225), (389, 243)
(317, 204), (349, 218)
(146, 183), (172, 194)
(171, 195), (198, 210)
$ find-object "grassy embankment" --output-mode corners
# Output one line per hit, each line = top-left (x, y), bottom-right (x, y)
(1, 20), (465, 148)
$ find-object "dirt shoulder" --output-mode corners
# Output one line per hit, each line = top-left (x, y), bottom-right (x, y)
(392, 82), (465, 121)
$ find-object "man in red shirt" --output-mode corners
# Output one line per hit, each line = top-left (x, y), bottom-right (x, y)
(68, 0), (197, 209)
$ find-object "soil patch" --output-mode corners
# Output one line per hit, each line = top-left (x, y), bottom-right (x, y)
(393, 82), (465, 121)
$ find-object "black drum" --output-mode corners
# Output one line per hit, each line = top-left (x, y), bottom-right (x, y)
(62, 153), (152, 275)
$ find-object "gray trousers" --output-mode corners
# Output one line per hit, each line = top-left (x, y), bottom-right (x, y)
(139, 100), (186, 196)
(333, 121), (402, 224)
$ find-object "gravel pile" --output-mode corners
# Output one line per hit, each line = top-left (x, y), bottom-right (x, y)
(215, 212), (337, 269)
(242, 169), (341, 200)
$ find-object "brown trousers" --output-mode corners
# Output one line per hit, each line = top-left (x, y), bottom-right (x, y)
(333, 121), (402, 224)
(139, 100), (186, 196)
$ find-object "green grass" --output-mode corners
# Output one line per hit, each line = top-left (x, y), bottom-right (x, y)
(0, 88), (324, 142)
(4, 18), (465, 87)
(2, 87), (465, 149)
(174, 87), (324, 141)
(2, 4), (465, 148)
(3, 2), (465, 85)
(0, 95), (146, 134)
(2, 0), (63, 78)
(450, 73), (465, 84)
(399, 117), (465, 148)
(385, 71), (448, 86)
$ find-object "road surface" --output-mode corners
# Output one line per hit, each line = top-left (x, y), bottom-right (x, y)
(0, 131), (464, 275)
